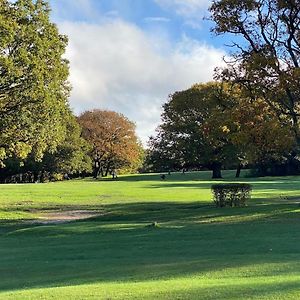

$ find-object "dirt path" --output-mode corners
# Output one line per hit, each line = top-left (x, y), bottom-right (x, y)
(27, 210), (102, 225)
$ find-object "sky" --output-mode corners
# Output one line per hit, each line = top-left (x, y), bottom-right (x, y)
(49, 0), (229, 146)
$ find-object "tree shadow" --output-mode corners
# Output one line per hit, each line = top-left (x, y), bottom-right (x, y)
(146, 178), (300, 191)
(1, 200), (300, 294)
(100, 170), (241, 182)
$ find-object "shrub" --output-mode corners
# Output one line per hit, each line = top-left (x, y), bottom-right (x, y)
(211, 183), (252, 207)
(51, 173), (64, 181)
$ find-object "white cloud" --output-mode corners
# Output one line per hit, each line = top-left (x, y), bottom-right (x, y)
(59, 19), (225, 146)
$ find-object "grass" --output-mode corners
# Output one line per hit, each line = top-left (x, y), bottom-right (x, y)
(1, 170), (300, 299)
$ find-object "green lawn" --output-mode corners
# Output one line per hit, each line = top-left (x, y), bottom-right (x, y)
(1, 170), (300, 299)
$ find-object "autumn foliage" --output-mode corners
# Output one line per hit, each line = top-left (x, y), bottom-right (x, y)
(78, 110), (142, 178)
(146, 82), (296, 178)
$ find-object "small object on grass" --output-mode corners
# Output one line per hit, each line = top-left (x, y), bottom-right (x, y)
(279, 194), (288, 200)
(111, 169), (118, 180)
(146, 221), (159, 228)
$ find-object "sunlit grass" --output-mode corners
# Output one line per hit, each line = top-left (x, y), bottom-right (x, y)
(1, 170), (300, 299)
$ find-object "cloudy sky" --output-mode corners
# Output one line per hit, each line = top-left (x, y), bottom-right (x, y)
(49, 0), (228, 145)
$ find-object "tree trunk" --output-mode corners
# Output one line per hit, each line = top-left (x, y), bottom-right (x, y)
(212, 162), (222, 179)
(93, 159), (100, 179)
(235, 164), (242, 178)
(33, 171), (40, 183)
(101, 167), (105, 177)
(104, 162), (111, 177)
(93, 167), (100, 179)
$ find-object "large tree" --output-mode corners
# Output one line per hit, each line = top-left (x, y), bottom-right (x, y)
(0, 0), (70, 166)
(210, 0), (300, 143)
(78, 110), (142, 178)
(147, 81), (295, 178)
(148, 82), (239, 178)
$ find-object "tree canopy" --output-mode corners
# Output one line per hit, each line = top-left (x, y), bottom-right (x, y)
(78, 110), (143, 178)
(0, 0), (70, 166)
(146, 81), (295, 178)
(210, 0), (300, 142)
(147, 82), (239, 178)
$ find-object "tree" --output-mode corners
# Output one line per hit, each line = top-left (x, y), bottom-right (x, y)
(40, 113), (92, 178)
(0, 112), (92, 183)
(148, 82), (239, 178)
(0, 0), (70, 166)
(147, 81), (295, 178)
(225, 96), (295, 176)
(78, 110), (142, 178)
(145, 132), (188, 173)
(210, 0), (300, 143)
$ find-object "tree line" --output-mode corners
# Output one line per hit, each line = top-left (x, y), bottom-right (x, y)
(1, 0), (300, 182)
(0, 0), (142, 183)
(145, 82), (295, 178)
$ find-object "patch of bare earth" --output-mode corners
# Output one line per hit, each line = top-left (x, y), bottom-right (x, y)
(27, 210), (102, 225)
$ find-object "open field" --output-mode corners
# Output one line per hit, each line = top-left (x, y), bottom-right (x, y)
(1, 170), (300, 299)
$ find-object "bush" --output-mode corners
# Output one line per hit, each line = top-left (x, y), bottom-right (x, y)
(211, 183), (252, 207)
(51, 173), (64, 181)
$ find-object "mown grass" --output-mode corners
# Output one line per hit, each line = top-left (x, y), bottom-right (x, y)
(1, 170), (300, 299)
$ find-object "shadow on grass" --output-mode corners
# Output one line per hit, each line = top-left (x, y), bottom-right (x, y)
(146, 179), (300, 193)
(99, 170), (242, 182)
(1, 200), (300, 294)
(1, 200), (300, 231)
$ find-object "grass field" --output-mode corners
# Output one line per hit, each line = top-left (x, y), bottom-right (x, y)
(1, 170), (300, 299)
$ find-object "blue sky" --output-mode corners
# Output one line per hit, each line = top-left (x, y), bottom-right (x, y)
(50, 0), (228, 48)
(49, 0), (229, 145)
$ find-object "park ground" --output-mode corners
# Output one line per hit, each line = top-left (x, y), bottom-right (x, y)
(1, 170), (300, 299)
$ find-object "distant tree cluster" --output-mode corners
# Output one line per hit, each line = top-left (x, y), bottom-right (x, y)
(145, 82), (295, 178)
(0, 0), (143, 183)
(2, 0), (300, 182)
